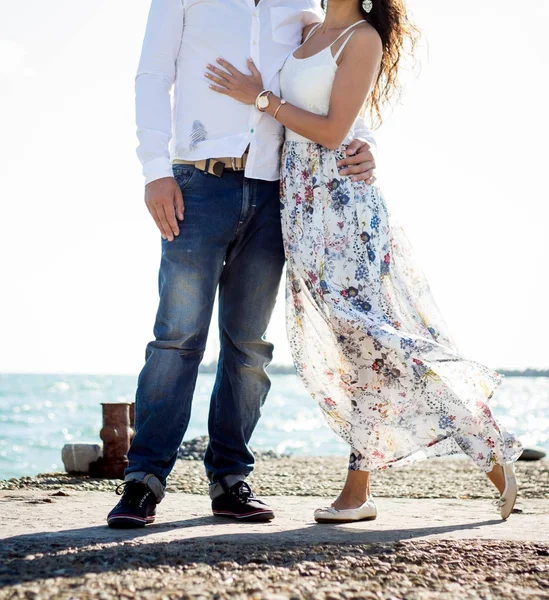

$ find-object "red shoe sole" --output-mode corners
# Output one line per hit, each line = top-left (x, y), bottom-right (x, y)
(107, 514), (156, 528)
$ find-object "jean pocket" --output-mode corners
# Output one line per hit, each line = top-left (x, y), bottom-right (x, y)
(172, 164), (198, 191)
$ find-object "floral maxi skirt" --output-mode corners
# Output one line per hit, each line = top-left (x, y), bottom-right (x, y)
(280, 140), (522, 472)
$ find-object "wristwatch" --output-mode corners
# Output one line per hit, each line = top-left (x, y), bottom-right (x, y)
(255, 90), (272, 112)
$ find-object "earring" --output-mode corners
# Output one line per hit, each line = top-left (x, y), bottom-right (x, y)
(362, 0), (373, 13)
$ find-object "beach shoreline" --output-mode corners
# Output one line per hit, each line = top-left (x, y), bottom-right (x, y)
(2, 374), (547, 482)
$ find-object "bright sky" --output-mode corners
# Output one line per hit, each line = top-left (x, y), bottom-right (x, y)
(0, 0), (548, 375)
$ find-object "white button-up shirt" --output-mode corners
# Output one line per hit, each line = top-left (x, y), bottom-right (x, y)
(136, 0), (323, 184)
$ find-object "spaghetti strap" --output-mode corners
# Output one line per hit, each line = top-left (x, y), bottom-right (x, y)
(333, 30), (359, 62)
(303, 22), (322, 44)
(329, 19), (365, 48)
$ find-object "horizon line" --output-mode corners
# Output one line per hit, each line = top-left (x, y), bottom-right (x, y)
(1, 366), (548, 377)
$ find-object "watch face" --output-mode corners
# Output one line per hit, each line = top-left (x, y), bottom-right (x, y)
(258, 95), (269, 110)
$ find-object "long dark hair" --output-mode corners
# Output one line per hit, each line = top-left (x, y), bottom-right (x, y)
(322, 0), (420, 127)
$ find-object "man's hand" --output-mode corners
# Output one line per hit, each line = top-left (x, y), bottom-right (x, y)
(145, 177), (184, 242)
(337, 139), (376, 184)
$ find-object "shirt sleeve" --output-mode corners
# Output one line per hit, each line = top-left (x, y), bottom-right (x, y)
(135, 0), (185, 185)
(352, 116), (378, 157)
(302, 0), (324, 26)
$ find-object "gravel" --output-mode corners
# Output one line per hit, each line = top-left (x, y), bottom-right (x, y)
(2, 456), (548, 501)
(2, 449), (548, 600)
(2, 538), (548, 600)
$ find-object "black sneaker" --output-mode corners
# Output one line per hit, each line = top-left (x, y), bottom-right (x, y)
(212, 481), (275, 522)
(107, 481), (157, 528)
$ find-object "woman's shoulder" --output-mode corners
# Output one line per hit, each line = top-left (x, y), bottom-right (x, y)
(350, 22), (382, 45)
(343, 22), (383, 59)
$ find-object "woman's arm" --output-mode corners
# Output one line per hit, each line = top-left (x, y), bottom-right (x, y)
(206, 25), (382, 150)
(271, 27), (381, 148)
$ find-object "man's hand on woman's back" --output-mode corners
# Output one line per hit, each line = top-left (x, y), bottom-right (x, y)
(145, 177), (184, 242)
(337, 139), (377, 184)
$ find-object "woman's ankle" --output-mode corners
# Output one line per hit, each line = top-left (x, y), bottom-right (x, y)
(333, 489), (369, 509)
(486, 464), (505, 495)
(343, 471), (370, 493)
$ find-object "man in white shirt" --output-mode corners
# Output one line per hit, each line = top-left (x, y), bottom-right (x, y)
(107, 0), (377, 528)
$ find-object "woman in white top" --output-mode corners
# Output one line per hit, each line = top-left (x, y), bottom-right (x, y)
(206, 0), (522, 523)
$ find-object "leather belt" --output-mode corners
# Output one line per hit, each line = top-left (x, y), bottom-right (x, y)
(173, 152), (248, 177)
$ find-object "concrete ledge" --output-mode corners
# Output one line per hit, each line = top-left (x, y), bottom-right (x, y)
(1, 491), (548, 546)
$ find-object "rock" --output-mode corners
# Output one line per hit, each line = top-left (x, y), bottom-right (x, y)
(518, 447), (547, 461)
(177, 435), (290, 461)
(62, 444), (103, 474)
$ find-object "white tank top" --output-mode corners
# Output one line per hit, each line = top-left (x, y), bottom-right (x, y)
(280, 20), (375, 145)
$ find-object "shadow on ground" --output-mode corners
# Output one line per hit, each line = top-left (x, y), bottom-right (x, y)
(1, 517), (505, 586)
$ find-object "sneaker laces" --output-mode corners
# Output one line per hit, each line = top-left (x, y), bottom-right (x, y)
(115, 481), (153, 507)
(230, 481), (256, 503)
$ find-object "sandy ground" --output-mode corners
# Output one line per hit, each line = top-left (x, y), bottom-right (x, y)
(1, 458), (548, 599)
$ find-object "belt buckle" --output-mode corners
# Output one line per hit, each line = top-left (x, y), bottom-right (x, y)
(231, 157), (237, 171)
(205, 159), (224, 177)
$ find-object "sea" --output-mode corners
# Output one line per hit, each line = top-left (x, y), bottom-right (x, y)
(0, 373), (547, 481)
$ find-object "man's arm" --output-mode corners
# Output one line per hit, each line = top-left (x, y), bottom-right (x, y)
(337, 120), (377, 184)
(136, 0), (183, 184)
(303, 0), (324, 27)
(136, 0), (185, 241)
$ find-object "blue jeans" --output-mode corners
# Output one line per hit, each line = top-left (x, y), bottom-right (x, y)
(125, 164), (285, 500)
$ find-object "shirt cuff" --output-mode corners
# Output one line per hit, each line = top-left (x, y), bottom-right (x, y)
(142, 157), (174, 186)
(352, 133), (378, 158)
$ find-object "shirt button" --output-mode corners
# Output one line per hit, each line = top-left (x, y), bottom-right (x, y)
(250, 128), (254, 133)
(252, 40), (257, 46)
